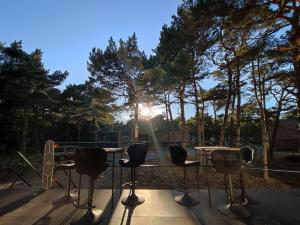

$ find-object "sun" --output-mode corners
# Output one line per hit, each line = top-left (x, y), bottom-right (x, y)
(140, 105), (151, 117)
(139, 103), (161, 120)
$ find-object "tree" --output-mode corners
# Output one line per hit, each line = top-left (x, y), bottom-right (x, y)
(61, 82), (115, 142)
(88, 34), (145, 141)
(0, 41), (68, 153)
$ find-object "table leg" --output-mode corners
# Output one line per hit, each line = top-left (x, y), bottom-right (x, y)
(120, 152), (123, 190)
(206, 151), (212, 208)
(110, 153), (115, 213)
(112, 153), (115, 190)
(228, 173), (234, 203)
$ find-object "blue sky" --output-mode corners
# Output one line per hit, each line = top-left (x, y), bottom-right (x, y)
(1, 0), (219, 119)
(1, 0), (182, 86)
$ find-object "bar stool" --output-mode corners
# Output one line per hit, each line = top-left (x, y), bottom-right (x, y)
(169, 146), (200, 207)
(240, 146), (255, 164)
(240, 146), (258, 205)
(119, 143), (147, 206)
(211, 150), (250, 218)
(52, 161), (77, 205)
(71, 148), (109, 225)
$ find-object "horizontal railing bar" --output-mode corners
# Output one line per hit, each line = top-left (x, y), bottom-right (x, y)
(104, 164), (300, 174)
(245, 167), (300, 174)
(54, 140), (300, 144)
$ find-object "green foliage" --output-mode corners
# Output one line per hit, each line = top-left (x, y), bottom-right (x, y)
(0, 41), (116, 151)
(88, 33), (146, 109)
(0, 41), (68, 152)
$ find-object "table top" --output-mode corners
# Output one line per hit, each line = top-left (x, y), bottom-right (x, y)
(194, 146), (240, 151)
(103, 147), (124, 153)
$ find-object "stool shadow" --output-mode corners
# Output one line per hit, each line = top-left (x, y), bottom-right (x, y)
(32, 197), (80, 225)
(0, 188), (44, 217)
(95, 189), (124, 224)
(119, 205), (136, 225)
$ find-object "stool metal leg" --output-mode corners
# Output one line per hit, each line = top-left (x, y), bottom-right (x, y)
(121, 167), (145, 206)
(174, 167), (199, 207)
(217, 173), (250, 218)
(238, 170), (258, 205)
(53, 170), (77, 205)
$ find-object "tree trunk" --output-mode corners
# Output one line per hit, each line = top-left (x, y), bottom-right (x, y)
(291, 20), (300, 151)
(192, 73), (201, 145)
(167, 94), (175, 141)
(89, 121), (93, 142)
(270, 105), (281, 158)
(78, 122), (81, 142)
(94, 116), (98, 142)
(220, 63), (233, 146)
(251, 57), (269, 179)
(34, 112), (40, 154)
(235, 56), (241, 147)
(133, 102), (139, 142)
(167, 94), (173, 122)
(270, 88), (290, 157)
(261, 109), (270, 180)
(65, 123), (69, 142)
(164, 93), (171, 142)
(118, 129), (122, 147)
(21, 108), (29, 153)
(212, 102), (217, 124)
(200, 101), (205, 146)
(229, 78), (236, 147)
(179, 83), (186, 145)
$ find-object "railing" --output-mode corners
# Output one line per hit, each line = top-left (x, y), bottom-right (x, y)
(52, 140), (300, 172)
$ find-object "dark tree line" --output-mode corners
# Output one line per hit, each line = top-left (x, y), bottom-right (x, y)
(0, 41), (116, 154)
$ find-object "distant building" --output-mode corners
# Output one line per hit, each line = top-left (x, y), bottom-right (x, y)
(269, 119), (300, 151)
(157, 130), (190, 145)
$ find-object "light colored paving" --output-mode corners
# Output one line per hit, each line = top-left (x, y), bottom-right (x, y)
(0, 189), (300, 225)
(108, 190), (201, 225)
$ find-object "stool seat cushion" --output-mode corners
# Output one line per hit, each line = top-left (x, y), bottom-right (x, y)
(169, 146), (187, 166)
(184, 160), (200, 167)
(55, 162), (75, 170)
(119, 159), (140, 167)
(75, 148), (108, 179)
(119, 144), (148, 168)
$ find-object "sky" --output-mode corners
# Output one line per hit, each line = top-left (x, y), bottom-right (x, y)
(1, 0), (217, 119)
(1, 0), (182, 86)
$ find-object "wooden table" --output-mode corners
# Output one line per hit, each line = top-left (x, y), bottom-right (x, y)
(194, 146), (239, 164)
(103, 147), (124, 212)
(103, 148), (124, 189)
(194, 146), (240, 207)
(194, 146), (240, 151)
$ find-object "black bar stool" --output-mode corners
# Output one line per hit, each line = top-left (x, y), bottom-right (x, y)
(169, 146), (200, 207)
(119, 143), (147, 206)
(71, 148), (109, 225)
(211, 150), (250, 218)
